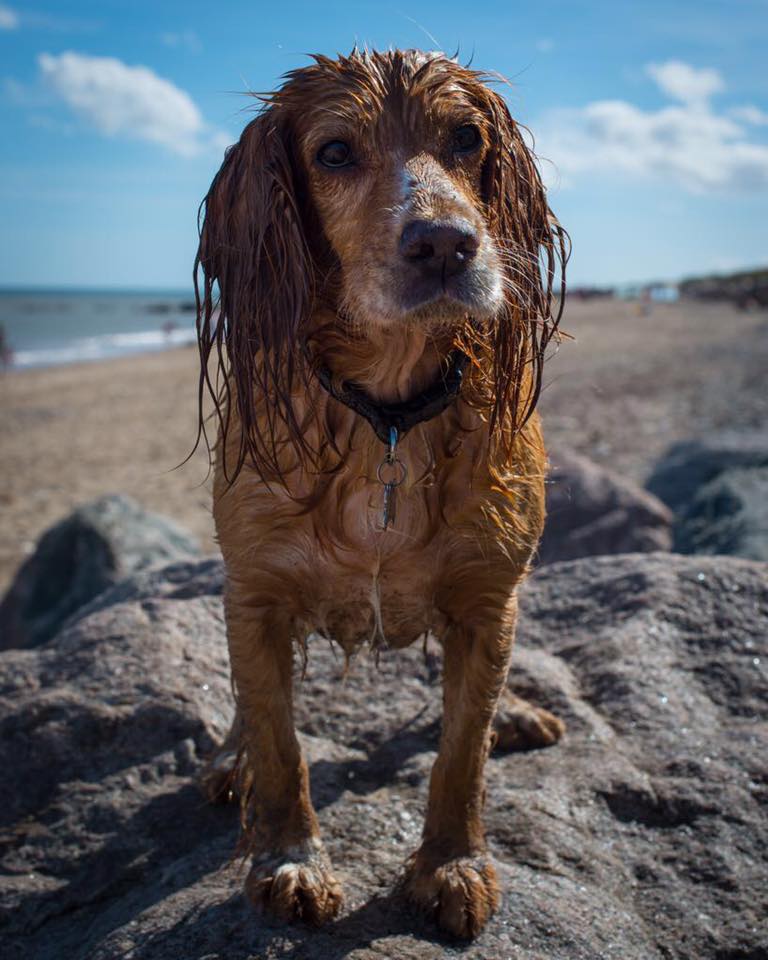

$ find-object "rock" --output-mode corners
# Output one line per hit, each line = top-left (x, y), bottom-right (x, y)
(647, 433), (768, 561)
(538, 446), (673, 564)
(1, 550), (766, 959)
(647, 432), (768, 511)
(0, 495), (200, 650)
(675, 466), (768, 561)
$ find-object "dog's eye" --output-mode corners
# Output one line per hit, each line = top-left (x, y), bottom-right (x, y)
(453, 125), (481, 155)
(317, 140), (353, 169)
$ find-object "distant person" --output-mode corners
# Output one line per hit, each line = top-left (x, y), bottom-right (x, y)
(0, 325), (13, 370)
(162, 319), (178, 342)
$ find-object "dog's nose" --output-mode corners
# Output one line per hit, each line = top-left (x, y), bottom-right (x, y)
(399, 220), (479, 277)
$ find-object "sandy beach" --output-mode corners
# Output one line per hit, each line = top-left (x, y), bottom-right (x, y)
(0, 344), (214, 590)
(2, 298), (767, 591)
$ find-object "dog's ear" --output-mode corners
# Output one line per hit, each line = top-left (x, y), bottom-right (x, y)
(479, 87), (569, 437)
(195, 108), (315, 483)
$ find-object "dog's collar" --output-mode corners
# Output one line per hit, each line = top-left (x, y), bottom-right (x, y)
(310, 348), (470, 445)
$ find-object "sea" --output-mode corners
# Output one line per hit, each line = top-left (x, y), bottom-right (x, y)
(0, 289), (200, 370)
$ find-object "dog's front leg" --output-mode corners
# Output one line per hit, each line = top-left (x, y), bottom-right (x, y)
(403, 600), (516, 938)
(226, 593), (343, 926)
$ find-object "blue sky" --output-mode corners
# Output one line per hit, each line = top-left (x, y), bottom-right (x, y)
(1, 0), (767, 289)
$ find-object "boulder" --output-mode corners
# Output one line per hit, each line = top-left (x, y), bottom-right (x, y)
(1, 550), (766, 960)
(538, 445), (673, 564)
(0, 494), (200, 650)
(647, 433), (768, 561)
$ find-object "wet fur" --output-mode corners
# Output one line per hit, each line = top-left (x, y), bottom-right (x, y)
(194, 49), (567, 939)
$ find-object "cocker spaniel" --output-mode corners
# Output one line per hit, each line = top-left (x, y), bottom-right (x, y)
(194, 48), (568, 939)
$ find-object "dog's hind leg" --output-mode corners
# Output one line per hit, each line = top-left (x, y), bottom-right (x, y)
(402, 599), (517, 939)
(225, 594), (343, 926)
(493, 688), (565, 751)
(198, 708), (242, 804)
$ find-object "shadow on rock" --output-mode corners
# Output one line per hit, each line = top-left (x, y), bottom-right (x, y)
(1, 504), (766, 960)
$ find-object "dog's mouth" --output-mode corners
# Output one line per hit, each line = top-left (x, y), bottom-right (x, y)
(396, 265), (503, 320)
(337, 251), (503, 329)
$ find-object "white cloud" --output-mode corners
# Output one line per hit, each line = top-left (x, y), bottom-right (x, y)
(646, 60), (723, 105)
(0, 5), (99, 31)
(27, 112), (74, 135)
(731, 104), (768, 126)
(37, 50), (225, 155)
(3, 76), (45, 106)
(0, 4), (18, 29)
(538, 59), (768, 192)
(160, 29), (202, 53)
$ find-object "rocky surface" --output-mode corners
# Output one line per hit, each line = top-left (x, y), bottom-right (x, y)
(539, 446), (673, 564)
(0, 494), (200, 650)
(647, 433), (768, 562)
(1, 549), (766, 960)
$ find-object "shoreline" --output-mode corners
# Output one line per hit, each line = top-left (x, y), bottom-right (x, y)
(0, 288), (199, 371)
(4, 333), (199, 373)
(2, 298), (767, 593)
(0, 345), (217, 592)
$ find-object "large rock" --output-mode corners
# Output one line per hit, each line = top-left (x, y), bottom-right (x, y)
(0, 494), (200, 650)
(538, 446), (673, 564)
(647, 433), (768, 561)
(1, 551), (766, 960)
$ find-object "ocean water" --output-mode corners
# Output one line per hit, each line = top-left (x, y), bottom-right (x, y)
(0, 290), (199, 369)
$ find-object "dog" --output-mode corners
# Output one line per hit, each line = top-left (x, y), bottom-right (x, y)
(194, 48), (568, 939)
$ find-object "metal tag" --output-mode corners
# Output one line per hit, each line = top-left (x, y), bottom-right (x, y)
(376, 427), (407, 531)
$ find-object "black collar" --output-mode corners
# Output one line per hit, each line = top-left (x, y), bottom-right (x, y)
(311, 349), (470, 445)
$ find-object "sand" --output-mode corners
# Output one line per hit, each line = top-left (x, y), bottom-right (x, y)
(1, 345), (215, 590)
(2, 299), (767, 591)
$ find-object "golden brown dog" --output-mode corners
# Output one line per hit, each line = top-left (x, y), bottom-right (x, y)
(194, 48), (568, 939)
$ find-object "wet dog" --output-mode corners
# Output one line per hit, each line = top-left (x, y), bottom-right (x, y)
(194, 49), (567, 938)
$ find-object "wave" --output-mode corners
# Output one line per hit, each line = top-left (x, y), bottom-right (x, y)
(11, 326), (198, 369)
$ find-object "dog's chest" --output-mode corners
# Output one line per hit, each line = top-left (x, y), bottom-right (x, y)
(305, 478), (449, 653)
(215, 413), (544, 654)
(311, 571), (441, 654)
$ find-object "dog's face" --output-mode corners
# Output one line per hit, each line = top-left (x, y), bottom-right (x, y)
(196, 49), (566, 482)
(280, 53), (505, 331)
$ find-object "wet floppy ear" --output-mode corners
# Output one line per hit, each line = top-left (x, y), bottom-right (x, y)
(478, 87), (568, 437)
(194, 108), (315, 482)
(482, 87), (562, 303)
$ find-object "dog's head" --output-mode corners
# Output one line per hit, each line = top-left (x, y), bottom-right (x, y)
(275, 50), (509, 330)
(196, 49), (567, 479)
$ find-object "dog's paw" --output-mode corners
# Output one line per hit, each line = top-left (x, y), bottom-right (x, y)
(493, 690), (565, 751)
(245, 848), (343, 926)
(402, 852), (499, 939)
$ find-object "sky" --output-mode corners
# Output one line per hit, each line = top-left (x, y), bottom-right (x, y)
(1, 0), (767, 289)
